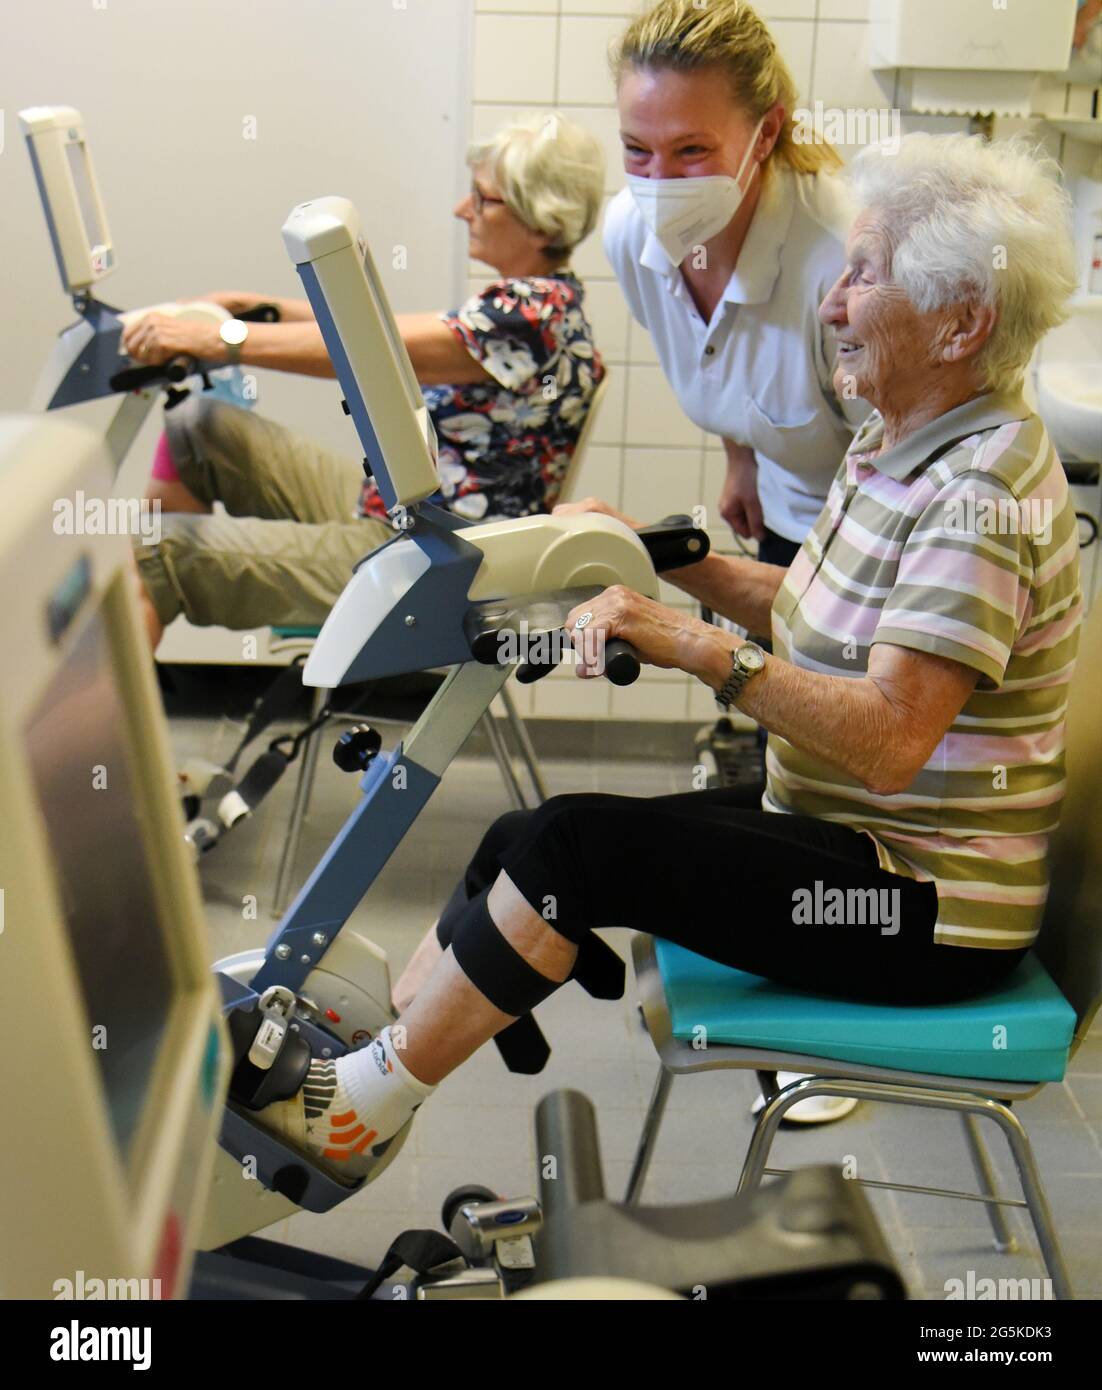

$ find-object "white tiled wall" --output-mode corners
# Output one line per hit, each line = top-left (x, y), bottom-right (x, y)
(468, 0), (980, 720)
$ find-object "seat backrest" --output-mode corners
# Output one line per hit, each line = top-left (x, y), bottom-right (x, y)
(1035, 593), (1102, 1049)
(555, 372), (611, 506)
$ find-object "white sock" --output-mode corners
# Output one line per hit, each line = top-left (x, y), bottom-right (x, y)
(262, 1026), (434, 1177)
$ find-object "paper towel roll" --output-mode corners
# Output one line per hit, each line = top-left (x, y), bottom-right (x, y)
(903, 69), (1034, 116)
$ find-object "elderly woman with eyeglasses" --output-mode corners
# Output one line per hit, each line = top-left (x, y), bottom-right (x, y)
(121, 114), (606, 648)
(258, 132), (1083, 1179)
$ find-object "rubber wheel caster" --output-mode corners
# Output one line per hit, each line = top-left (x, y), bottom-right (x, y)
(441, 1184), (498, 1232)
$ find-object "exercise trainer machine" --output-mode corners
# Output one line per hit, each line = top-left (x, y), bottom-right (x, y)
(194, 195), (899, 1299)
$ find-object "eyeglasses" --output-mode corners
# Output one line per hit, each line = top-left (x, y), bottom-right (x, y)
(471, 182), (506, 216)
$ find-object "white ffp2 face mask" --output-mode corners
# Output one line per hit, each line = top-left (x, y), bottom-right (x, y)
(626, 118), (765, 267)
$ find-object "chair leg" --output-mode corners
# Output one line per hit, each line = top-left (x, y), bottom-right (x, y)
(737, 1075), (847, 1194)
(480, 711), (528, 811)
(729, 1075), (1073, 1295)
(624, 1065), (673, 1205)
(756, 1069), (779, 1104)
(960, 1112), (1017, 1254)
(737, 1094), (790, 1195)
(980, 1101), (1074, 1300)
(498, 684), (548, 804)
(271, 687), (327, 919)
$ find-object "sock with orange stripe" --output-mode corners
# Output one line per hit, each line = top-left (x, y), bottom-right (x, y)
(261, 1026), (433, 1178)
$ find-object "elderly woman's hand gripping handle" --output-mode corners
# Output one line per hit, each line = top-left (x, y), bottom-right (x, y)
(563, 574), (980, 800)
(565, 585), (718, 680)
(554, 497), (982, 800)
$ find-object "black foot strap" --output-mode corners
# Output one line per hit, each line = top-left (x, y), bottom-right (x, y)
(354, 1230), (466, 1300)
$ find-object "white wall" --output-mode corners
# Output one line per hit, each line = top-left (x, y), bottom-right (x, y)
(1, 0), (472, 468)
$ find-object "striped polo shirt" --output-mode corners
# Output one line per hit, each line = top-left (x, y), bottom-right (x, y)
(765, 390), (1082, 950)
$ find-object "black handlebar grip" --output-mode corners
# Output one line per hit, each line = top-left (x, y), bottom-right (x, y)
(603, 638), (640, 686)
(470, 629), (505, 665)
(109, 354), (195, 393)
(236, 302), (282, 324)
(515, 657), (555, 684)
(637, 514), (711, 573)
(517, 632), (641, 686)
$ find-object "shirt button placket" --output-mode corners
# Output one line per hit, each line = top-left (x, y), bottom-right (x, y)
(804, 462), (858, 591)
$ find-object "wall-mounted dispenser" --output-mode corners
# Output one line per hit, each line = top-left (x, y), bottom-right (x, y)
(869, 0), (1079, 117)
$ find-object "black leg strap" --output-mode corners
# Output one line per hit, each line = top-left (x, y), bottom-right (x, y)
(450, 891), (563, 1018)
(437, 890), (625, 1074)
(571, 933), (625, 1000)
(437, 893), (550, 1073)
(492, 1015), (551, 1074)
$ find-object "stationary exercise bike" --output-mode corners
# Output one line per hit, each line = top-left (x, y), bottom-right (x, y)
(195, 190), (710, 1251)
(188, 194), (901, 1300)
(22, 106), (281, 473)
(20, 105), (361, 859)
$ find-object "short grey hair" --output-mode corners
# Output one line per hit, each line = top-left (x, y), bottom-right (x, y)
(467, 113), (605, 263)
(849, 133), (1078, 394)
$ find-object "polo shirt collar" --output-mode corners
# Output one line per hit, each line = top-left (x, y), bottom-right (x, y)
(637, 163), (796, 307)
(855, 390), (1032, 480)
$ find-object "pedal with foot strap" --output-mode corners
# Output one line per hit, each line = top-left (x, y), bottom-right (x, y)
(179, 656), (334, 858)
(226, 986), (312, 1111)
(215, 981), (390, 1215)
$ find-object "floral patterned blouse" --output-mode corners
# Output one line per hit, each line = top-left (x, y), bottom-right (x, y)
(360, 271), (605, 523)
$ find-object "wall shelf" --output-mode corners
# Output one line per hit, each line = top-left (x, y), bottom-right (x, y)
(1042, 116), (1102, 143)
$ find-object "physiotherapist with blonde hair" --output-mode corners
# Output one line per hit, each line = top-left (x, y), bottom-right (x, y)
(599, 0), (868, 565)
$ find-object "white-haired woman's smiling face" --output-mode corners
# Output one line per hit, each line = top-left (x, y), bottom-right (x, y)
(818, 211), (946, 413)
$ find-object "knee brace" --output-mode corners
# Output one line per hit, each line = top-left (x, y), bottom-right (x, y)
(449, 891), (563, 1018)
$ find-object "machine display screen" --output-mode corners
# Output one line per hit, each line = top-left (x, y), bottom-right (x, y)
(23, 605), (176, 1178)
(65, 139), (105, 253)
(357, 235), (438, 464)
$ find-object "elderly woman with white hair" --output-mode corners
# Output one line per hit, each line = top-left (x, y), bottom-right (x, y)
(257, 132), (1084, 1177)
(121, 114), (606, 645)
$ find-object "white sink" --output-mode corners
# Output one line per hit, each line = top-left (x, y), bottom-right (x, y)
(1037, 363), (1102, 464)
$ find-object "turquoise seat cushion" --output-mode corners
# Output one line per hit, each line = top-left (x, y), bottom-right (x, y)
(270, 626), (322, 639)
(655, 941), (1076, 1083)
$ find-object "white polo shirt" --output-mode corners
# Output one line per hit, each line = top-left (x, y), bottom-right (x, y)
(603, 164), (870, 542)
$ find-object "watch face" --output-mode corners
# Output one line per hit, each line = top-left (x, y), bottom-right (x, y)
(738, 644), (765, 673)
(220, 319), (248, 346)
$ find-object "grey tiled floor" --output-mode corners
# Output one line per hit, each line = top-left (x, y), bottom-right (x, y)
(176, 710), (1102, 1300)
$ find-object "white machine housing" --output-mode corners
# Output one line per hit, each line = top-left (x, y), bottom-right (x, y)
(303, 511), (658, 689)
(0, 415), (229, 1298)
(20, 106), (116, 294)
(282, 196), (440, 513)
